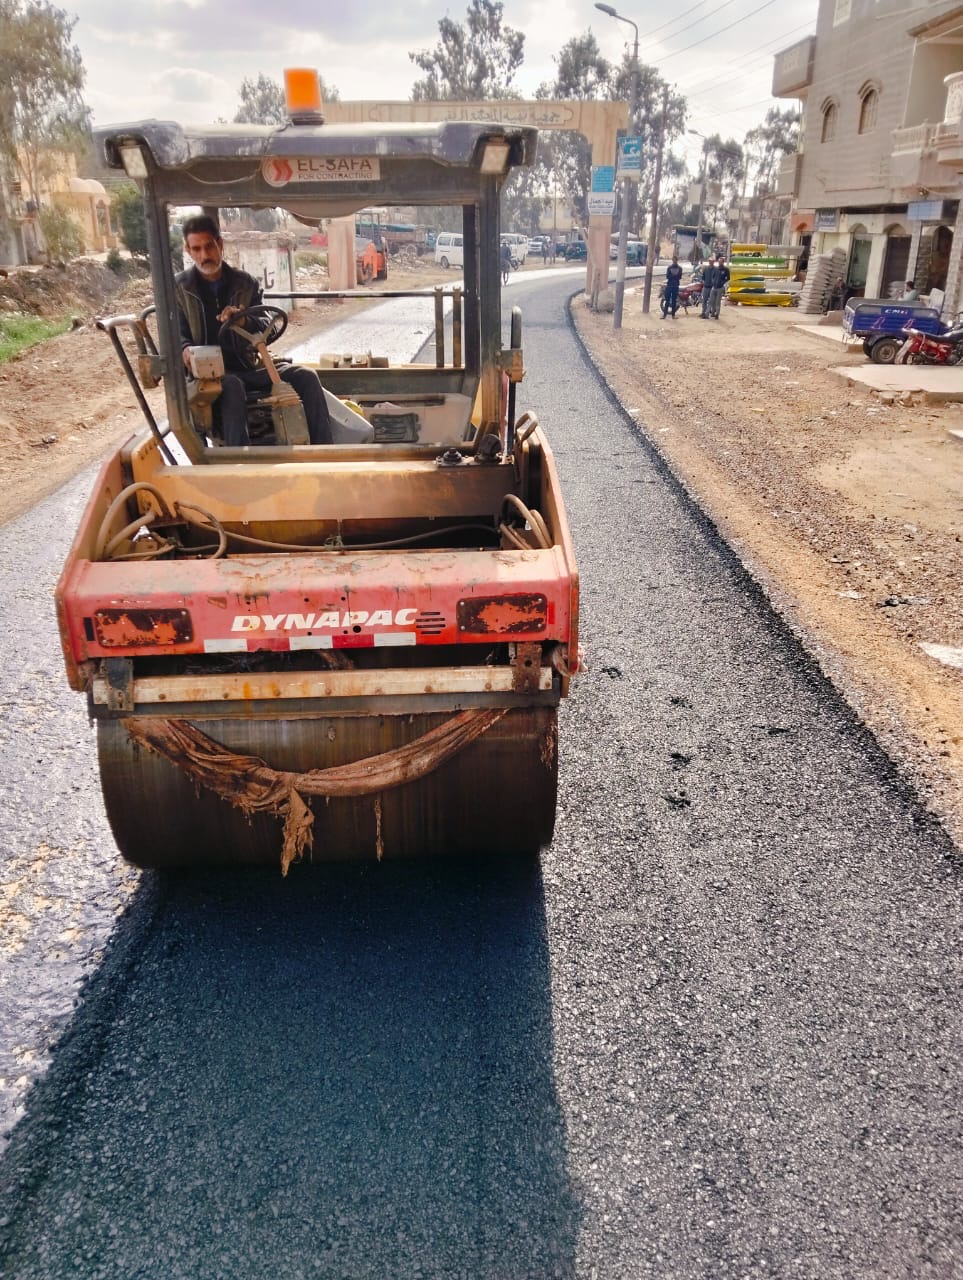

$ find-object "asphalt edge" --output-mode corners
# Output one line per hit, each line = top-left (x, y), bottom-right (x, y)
(0, 873), (166, 1242)
(564, 288), (962, 868)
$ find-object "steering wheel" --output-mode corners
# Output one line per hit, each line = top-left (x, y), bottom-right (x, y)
(217, 303), (288, 357)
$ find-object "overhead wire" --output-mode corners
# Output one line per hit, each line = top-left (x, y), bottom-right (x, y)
(680, 18), (817, 98)
(616, 0), (818, 141)
(686, 37), (915, 127)
(602, 0), (790, 72)
(643, 0), (715, 39)
(674, 8), (923, 146)
(668, 0), (785, 58)
(640, 0), (743, 47)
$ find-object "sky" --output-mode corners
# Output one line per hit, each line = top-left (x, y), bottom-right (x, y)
(67, 0), (819, 169)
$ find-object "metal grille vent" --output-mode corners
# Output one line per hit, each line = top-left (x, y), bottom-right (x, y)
(415, 610), (446, 634)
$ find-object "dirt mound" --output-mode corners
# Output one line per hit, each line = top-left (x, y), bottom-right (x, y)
(0, 258), (151, 321)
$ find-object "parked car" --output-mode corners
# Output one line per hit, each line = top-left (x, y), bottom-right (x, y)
(500, 232), (528, 264)
(609, 239), (647, 265)
(529, 237), (547, 255)
(433, 231), (464, 269)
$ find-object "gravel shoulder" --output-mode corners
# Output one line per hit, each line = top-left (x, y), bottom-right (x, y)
(573, 291), (963, 848)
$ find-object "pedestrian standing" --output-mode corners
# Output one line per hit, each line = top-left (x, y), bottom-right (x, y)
(541, 238), (549, 265)
(710, 258), (730, 318)
(662, 255), (683, 318)
(700, 258), (718, 318)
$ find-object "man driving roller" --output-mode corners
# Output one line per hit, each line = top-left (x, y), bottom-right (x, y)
(175, 215), (333, 446)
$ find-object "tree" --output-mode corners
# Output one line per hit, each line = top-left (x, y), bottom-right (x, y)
(38, 202), (83, 259)
(409, 1), (529, 229)
(538, 33), (686, 232)
(233, 72), (340, 126)
(700, 132), (745, 222)
(611, 52), (687, 240)
(113, 181), (148, 260)
(114, 181), (183, 260)
(537, 33), (611, 230)
(743, 106), (800, 193)
(739, 107), (800, 244)
(0, 0), (90, 239)
(410, 0), (524, 101)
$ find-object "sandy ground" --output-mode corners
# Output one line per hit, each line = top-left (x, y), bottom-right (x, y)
(574, 289), (963, 848)
(3, 259), (962, 845)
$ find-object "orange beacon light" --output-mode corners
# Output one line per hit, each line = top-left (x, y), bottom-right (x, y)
(284, 68), (324, 123)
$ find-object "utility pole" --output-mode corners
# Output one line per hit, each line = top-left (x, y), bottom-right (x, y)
(642, 83), (669, 314)
(595, 2), (639, 330)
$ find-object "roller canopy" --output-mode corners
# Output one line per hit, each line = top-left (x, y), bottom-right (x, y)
(96, 120), (538, 214)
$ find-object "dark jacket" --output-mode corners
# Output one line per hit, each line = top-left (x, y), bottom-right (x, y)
(664, 262), (683, 289)
(701, 264), (719, 290)
(174, 262), (262, 371)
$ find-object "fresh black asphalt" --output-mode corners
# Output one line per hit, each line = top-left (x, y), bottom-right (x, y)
(0, 272), (960, 1278)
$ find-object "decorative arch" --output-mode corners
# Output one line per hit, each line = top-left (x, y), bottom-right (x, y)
(858, 81), (880, 134)
(324, 97), (629, 298)
(820, 98), (839, 143)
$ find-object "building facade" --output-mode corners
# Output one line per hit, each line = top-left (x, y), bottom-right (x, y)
(0, 149), (117, 266)
(774, 0), (963, 313)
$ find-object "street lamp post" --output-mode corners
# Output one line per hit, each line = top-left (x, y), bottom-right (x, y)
(689, 129), (709, 264)
(595, 2), (638, 330)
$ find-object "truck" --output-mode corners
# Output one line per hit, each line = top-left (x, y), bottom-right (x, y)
(55, 74), (580, 873)
(357, 217), (429, 256)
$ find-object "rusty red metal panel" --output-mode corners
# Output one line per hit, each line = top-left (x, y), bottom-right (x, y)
(93, 608), (193, 648)
(59, 548), (574, 661)
(457, 594), (546, 634)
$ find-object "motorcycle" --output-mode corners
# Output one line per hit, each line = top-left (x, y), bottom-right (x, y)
(894, 323), (963, 364)
(659, 276), (704, 314)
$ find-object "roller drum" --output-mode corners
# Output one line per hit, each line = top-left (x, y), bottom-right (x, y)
(97, 708), (557, 869)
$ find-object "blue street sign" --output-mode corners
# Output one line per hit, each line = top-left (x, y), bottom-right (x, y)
(617, 136), (642, 181)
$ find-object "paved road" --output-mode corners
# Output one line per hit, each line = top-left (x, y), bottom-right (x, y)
(0, 272), (960, 1278)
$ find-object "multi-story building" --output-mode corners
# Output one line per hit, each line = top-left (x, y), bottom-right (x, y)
(773, 0), (963, 313)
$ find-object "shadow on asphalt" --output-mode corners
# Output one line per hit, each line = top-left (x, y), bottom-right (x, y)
(0, 858), (582, 1279)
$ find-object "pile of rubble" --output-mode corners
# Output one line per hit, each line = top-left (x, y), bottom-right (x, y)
(0, 259), (147, 319)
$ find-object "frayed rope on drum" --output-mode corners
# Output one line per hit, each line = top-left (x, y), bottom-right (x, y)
(123, 709), (508, 874)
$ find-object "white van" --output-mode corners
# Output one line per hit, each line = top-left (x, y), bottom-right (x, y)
(501, 232), (528, 264)
(434, 232), (464, 268)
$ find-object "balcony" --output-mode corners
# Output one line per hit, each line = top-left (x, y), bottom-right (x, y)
(891, 104), (963, 194)
(772, 36), (815, 98)
(890, 123), (952, 192)
(890, 69), (963, 191)
(934, 116), (963, 165)
(775, 152), (801, 198)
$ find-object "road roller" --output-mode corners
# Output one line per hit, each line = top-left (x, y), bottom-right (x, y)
(55, 74), (581, 872)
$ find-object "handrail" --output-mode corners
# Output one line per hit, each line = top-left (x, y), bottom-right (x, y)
(263, 288), (464, 301)
(96, 310), (177, 465)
